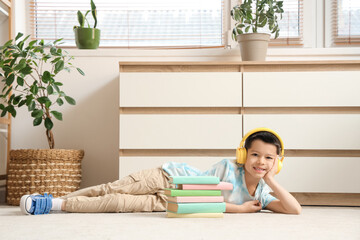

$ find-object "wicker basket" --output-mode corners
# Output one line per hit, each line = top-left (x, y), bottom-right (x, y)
(6, 149), (84, 206)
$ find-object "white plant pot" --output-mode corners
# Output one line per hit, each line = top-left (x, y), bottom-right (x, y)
(237, 33), (270, 61)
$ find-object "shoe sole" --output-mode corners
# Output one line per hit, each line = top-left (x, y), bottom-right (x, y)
(20, 195), (32, 215)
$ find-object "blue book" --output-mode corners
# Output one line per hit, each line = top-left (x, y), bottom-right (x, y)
(166, 202), (226, 214)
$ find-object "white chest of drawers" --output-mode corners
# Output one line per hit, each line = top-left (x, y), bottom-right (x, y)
(119, 61), (360, 206)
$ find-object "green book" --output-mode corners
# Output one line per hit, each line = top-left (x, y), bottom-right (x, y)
(169, 176), (220, 184)
(167, 202), (226, 214)
(164, 188), (221, 196)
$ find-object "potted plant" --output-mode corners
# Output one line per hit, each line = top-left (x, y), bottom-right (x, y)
(73, 0), (100, 49)
(0, 33), (85, 205)
(231, 0), (284, 61)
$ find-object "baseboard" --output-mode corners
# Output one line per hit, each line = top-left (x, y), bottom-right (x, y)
(290, 193), (360, 207)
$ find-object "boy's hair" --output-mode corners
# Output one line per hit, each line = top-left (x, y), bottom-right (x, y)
(244, 131), (281, 155)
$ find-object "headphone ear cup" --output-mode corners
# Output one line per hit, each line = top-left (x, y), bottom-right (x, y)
(276, 158), (283, 174)
(236, 147), (247, 164)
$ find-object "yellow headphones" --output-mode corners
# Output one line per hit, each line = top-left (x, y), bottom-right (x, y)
(236, 128), (285, 174)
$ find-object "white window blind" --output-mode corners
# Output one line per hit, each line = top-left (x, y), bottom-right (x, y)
(239, 0), (303, 46)
(270, 0), (303, 46)
(29, 0), (225, 48)
(332, 0), (360, 45)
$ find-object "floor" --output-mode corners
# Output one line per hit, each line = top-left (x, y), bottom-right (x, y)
(0, 205), (359, 240)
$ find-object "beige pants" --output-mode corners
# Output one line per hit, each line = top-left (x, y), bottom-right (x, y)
(61, 168), (173, 213)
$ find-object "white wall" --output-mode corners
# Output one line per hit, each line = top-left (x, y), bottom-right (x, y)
(1, 0), (360, 188)
(0, 1), (9, 188)
(11, 56), (120, 188)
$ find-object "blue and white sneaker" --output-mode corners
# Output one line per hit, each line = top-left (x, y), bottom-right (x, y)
(20, 193), (53, 215)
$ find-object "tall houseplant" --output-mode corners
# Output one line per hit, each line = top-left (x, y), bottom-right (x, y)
(231, 0), (284, 61)
(73, 0), (100, 49)
(0, 33), (85, 205)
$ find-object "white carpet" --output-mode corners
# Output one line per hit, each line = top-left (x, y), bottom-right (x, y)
(0, 205), (359, 240)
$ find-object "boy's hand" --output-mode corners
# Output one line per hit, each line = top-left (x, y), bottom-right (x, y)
(263, 157), (278, 183)
(240, 200), (262, 213)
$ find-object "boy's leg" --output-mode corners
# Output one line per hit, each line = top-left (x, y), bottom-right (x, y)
(65, 192), (168, 213)
(62, 167), (172, 199)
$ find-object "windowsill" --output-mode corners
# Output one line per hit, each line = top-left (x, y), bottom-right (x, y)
(66, 47), (360, 61)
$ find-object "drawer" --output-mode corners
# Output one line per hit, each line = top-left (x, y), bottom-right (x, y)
(120, 72), (242, 107)
(120, 114), (242, 149)
(276, 157), (360, 193)
(119, 157), (229, 179)
(244, 114), (360, 149)
(244, 71), (360, 107)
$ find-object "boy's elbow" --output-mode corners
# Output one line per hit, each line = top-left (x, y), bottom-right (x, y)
(290, 206), (302, 215)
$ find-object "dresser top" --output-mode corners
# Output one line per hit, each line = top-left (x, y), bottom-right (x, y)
(119, 60), (360, 66)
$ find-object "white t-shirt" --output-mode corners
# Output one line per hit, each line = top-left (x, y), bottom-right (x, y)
(162, 158), (277, 208)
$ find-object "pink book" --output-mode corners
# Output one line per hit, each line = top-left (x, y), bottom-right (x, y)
(177, 182), (233, 190)
(166, 196), (225, 203)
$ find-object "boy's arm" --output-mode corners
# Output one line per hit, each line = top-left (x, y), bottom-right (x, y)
(263, 158), (302, 215)
(225, 200), (262, 213)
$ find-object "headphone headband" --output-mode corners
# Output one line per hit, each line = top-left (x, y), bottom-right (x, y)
(240, 128), (285, 158)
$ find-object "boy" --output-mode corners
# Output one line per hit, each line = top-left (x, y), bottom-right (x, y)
(20, 128), (301, 215)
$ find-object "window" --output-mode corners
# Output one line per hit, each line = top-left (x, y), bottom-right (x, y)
(29, 0), (225, 48)
(235, 0), (303, 46)
(270, 0), (303, 46)
(332, 0), (360, 45)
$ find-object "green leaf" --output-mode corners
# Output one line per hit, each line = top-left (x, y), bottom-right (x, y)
(5, 74), (15, 86)
(33, 117), (42, 126)
(77, 11), (84, 27)
(30, 84), (38, 95)
(64, 96), (76, 105)
(15, 32), (24, 41)
(53, 38), (63, 45)
(14, 59), (27, 71)
(28, 40), (37, 48)
(28, 101), (36, 111)
(56, 98), (64, 106)
(50, 47), (58, 56)
(275, 30), (279, 39)
(45, 100), (51, 109)
(4, 86), (13, 97)
(1, 109), (7, 117)
(13, 96), (21, 105)
(6, 105), (16, 117)
(18, 100), (27, 107)
(51, 111), (63, 120)
(2, 66), (12, 74)
(31, 109), (43, 118)
(3, 39), (13, 47)
(47, 85), (54, 95)
(37, 96), (50, 104)
(53, 84), (60, 93)
(54, 60), (64, 74)
(54, 82), (63, 86)
(17, 76), (24, 86)
(42, 71), (51, 83)
(20, 66), (32, 75)
(26, 95), (34, 105)
(44, 117), (53, 130)
(51, 57), (61, 64)
(91, 0), (97, 28)
(76, 68), (85, 76)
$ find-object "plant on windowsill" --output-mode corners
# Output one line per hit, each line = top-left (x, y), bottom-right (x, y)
(231, 0), (284, 61)
(73, 0), (100, 49)
(0, 33), (86, 205)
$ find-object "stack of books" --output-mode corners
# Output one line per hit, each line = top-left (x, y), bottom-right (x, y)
(165, 176), (233, 218)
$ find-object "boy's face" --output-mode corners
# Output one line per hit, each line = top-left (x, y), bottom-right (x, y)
(244, 139), (278, 179)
